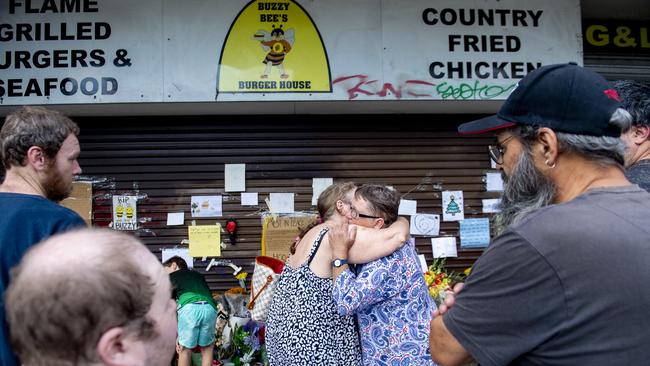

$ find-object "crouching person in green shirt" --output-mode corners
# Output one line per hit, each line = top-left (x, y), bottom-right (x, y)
(164, 256), (218, 366)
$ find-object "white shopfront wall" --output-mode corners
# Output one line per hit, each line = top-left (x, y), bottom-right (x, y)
(0, 0), (582, 113)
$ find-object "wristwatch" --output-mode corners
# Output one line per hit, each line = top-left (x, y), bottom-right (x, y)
(332, 258), (348, 268)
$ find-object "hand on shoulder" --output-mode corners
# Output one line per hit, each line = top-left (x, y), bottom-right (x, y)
(327, 220), (356, 258)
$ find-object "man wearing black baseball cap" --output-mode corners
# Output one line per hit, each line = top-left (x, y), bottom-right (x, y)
(429, 63), (650, 366)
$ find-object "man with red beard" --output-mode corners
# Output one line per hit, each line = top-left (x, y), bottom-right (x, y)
(0, 106), (86, 366)
(429, 64), (650, 365)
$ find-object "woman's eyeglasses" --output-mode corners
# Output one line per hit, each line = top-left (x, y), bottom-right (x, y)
(488, 135), (515, 165)
(346, 204), (381, 220)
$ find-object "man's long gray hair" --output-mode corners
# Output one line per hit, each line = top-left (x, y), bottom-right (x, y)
(494, 108), (632, 235)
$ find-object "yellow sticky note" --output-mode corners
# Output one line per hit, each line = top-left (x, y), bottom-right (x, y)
(188, 224), (222, 257)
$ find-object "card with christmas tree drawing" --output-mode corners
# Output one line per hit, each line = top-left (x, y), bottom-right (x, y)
(442, 190), (464, 222)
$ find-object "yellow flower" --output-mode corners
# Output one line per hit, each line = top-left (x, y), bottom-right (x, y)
(464, 267), (472, 276)
(423, 258), (466, 305)
(236, 272), (248, 280)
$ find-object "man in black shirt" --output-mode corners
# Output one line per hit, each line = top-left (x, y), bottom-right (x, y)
(429, 64), (650, 366)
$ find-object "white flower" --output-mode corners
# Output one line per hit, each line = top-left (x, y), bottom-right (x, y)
(241, 350), (255, 364)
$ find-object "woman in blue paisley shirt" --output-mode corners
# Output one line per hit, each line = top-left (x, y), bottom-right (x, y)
(330, 184), (438, 365)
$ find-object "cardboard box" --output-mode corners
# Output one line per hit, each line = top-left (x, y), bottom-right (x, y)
(60, 182), (93, 226)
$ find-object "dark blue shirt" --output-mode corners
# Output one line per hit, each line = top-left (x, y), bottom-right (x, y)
(0, 192), (85, 366)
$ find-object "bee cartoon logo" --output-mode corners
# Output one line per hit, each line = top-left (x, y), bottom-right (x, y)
(254, 25), (295, 79)
(115, 204), (124, 218)
(125, 206), (134, 219)
(217, 0), (331, 93)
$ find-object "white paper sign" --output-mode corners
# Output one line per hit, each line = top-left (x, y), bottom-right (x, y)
(398, 199), (417, 216)
(241, 192), (258, 206)
(191, 195), (223, 217)
(442, 191), (464, 221)
(166, 212), (185, 226)
(431, 237), (458, 258)
(225, 164), (246, 192)
(270, 193), (295, 214)
(112, 195), (137, 231)
(161, 248), (194, 269)
(482, 198), (502, 213)
(486, 172), (504, 192)
(418, 254), (429, 273)
(410, 214), (440, 236)
(312, 178), (334, 205)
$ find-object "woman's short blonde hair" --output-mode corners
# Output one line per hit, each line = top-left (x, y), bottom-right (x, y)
(291, 181), (356, 254)
(317, 181), (356, 220)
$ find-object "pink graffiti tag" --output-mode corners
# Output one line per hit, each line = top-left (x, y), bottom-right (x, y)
(332, 74), (436, 100)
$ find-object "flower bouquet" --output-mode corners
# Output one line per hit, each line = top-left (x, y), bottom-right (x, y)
(216, 320), (268, 366)
(231, 320), (268, 366)
(423, 258), (466, 306)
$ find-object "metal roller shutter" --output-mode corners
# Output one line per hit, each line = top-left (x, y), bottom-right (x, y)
(585, 55), (650, 83)
(76, 114), (497, 292)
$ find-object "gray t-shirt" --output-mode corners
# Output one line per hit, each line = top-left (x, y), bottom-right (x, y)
(444, 186), (650, 366)
(625, 159), (650, 192)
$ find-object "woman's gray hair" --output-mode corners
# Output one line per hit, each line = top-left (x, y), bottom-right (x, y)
(513, 108), (632, 167)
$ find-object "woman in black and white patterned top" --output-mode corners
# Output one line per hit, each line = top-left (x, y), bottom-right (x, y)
(265, 182), (410, 365)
